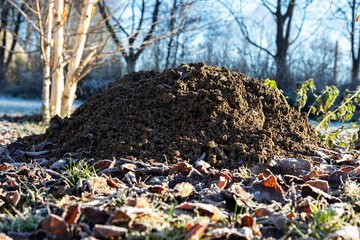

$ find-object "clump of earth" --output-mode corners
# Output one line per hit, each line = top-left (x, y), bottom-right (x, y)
(19, 62), (320, 169)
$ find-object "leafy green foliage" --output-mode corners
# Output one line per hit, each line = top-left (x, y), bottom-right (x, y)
(264, 78), (288, 103)
(291, 203), (354, 239)
(337, 90), (356, 122)
(295, 79), (315, 111)
(309, 85), (339, 125)
(63, 159), (96, 188)
(0, 210), (42, 232)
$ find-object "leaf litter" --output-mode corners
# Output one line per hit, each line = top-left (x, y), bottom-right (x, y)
(0, 63), (359, 239)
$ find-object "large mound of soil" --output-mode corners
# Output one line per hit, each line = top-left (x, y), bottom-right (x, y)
(21, 63), (320, 168)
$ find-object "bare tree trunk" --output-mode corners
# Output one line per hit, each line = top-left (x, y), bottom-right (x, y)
(352, 59), (360, 87)
(332, 41), (338, 86)
(6, 3), (24, 68)
(41, 0), (54, 122)
(50, 0), (65, 116)
(61, 0), (97, 117)
(0, 3), (9, 86)
(125, 56), (136, 73)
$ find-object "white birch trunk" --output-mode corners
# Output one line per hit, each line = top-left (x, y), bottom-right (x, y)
(41, 0), (54, 122)
(61, 0), (97, 117)
(50, 0), (65, 116)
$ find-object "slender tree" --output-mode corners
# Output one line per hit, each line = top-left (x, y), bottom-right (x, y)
(220, 0), (312, 90)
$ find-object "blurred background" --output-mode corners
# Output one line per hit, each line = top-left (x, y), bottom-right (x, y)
(0, 0), (358, 116)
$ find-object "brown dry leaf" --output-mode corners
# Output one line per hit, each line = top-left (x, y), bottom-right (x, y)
(195, 160), (210, 174)
(107, 175), (125, 188)
(254, 208), (273, 218)
(37, 214), (69, 239)
(238, 215), (254, 228)
(8, 191), (20, 206)
(301, 185), (341, 203)
(82, 207), (110, 224)
(0, 163), (12, 171)
(297, 198), (313, 214)
(109, 207), (163, 228)
(207, 227), (254, 239)
(173, 182), (194, 198)
(169, 162), (193, 175)
(250, 173), (287, 204)
(305, 179), (329, 193)
(134, 196), (151, 209)
(329, 170), (349, 184)
(236, 215), (261, 236)
(121, 163), (137, 171)
(301, 170), (321, 181)
(273, 158), (311, 175)
(93, 160), (115, 171)
(148, 185), (167, 194)
(9, 178), (18, 188)
(62, 204), (81, 226)
(340, 166), (355, 173)
(86, 177), (112, 194)
(216, 176), (228, 189)
(176, 202), (224, 222)
(92, 224), (128, 239)
(184, 220), (208, 240)
(0, 233), (13, 240)
(269, 214), (288, 230)
(227, 183), (253, 206)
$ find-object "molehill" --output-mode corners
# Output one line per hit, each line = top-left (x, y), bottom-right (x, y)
(20, 62), (320, 169)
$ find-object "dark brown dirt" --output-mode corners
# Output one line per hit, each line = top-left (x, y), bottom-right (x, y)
(18, 62), (320, 168)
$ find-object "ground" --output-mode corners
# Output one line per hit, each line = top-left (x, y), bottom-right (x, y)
(0, 114), (359, 240)
(0, 63), (359, 239)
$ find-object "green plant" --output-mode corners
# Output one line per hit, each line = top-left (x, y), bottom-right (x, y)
(344, 180), (360, 201)
(63, 158), (96, 188)
(0, 209), (42, 232)
(235, 165), (252, 178)
(18, 178), (45, 207)
(264, 78), (288, 103)
(291, 203), (350, 239)
(295, 78), (315, 111)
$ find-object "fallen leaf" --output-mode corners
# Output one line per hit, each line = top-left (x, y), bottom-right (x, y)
(148, 185), (167, 194)
(269, 214), (288, 230)
(121, 163), (137, 171)
(0, 163), (12, 171)
(254, 208), (273, 218)
(176, 202), (224, 222)
(134, 196), (151, 209)
(82, 207), (110, 224)
(86, 177), (110, 193)
(169, 162), (193, 175)
(107, 175), (125, 188)
(216, 176), (228, 189)
(329, 225), (359, 240)
(301, 185), (341, 203)
(62, 204), (81, 226)
(92, 224), (128, 239)
(37, 214), (68, 239)
(305, 179), (329, 193)
(93, 160), (115, 171)
(109, 207), (163, 228)
(207, 227), (254, 240)
(273, 158), (311, 175)
(249, 173), (288, 204)
(173, 182), (194, 198)
(8, 191), (20, 206)
(0, 233), (13, 240)
(184, 221), (208, 240)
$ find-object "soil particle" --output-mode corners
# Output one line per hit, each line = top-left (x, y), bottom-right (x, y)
(18, 62), (320, 169)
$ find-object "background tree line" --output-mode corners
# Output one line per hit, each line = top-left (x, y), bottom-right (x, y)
(0, 0), (359, 120)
